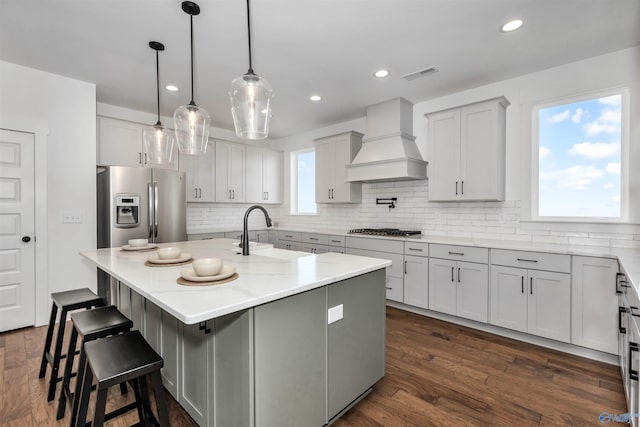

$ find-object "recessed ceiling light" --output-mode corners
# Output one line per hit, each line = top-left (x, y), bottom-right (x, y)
(310, 95), (322, 102)
(164, 84), (179, 92)
(500, 19), (523, 32)
(374, 69), (390, 78)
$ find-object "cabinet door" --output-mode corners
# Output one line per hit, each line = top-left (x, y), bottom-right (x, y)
(245, 146), (264, 203)
(460, 101), (501, 200)
(130, 288), (144, 332)
(427, 110), (460, 201)
(118, 282), (131, 319)
(229, 143), (245, 202)
(457, 261), (488, 322)
(404, 255), (429, 309)
(428, 258), (457, 315)
(215, 141), (233, 202)
(179, 321), (212, 426)
(263, 149), (283, 203)
(527, 270), (571, 342)
(144, 299), (161, 354)
(489, 265), (527, 332)
(160, 310), (180, 399)
(198, 145), (216, 201)
(385, 275), (404, 303)
(98, 117), (144, 167)
(254, 287), (327, 427)
(571, 256), (618, 354)
(315, 139), (333, 203)
(331, 133), (356, 203)
(179, 151), (199, 202)
(629, 319), (640, 426)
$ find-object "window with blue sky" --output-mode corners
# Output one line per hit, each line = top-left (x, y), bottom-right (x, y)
(294, 150), (317, 214)
(537, 93), (622, 218)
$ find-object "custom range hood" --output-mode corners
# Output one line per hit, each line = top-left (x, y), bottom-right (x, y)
(346, 98), (427, 182)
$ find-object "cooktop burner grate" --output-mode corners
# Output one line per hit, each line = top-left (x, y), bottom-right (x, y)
(348, 228), (422, 237)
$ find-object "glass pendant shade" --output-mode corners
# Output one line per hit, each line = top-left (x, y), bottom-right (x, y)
(174, 103), (210, 154)
(230, 73), (273, 140)
(144, 125), (175, 165)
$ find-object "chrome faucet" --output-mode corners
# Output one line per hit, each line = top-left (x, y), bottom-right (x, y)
(242, 205), (272, 255)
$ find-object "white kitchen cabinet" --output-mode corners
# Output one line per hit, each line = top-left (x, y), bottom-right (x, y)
(97, 116), (178, 170)
(490, 265), (571, 342)
(246, 146), (283, 204)
(346, 241), (404, 303)
(180, 138), (215, 202)
(426, 97), (509, 201)
(428, 258), (456, 314)
(403, 243), (429, 309)
(215, 140), (245, 202)
(571, 256), (619, 354)
(315, 131), (363, 203)
(160, 309), (180, 399)
(187, 232), (225, 241)
(179, 321), (213, 426)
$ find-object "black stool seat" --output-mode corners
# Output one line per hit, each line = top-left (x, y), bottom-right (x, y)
(39, 287), (104, 402)
(57, 305), (133, 422)
(75, 330), (169, 427)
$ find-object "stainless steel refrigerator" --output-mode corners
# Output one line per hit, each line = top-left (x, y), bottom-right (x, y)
(96, 165), (187, 298)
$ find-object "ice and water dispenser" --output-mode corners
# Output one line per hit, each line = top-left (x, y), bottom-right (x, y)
(115, 194), (140, 228)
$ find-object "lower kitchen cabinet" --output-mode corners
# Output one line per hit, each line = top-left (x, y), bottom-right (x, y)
(571, 256), (618, 354)
(179, 321), (213, 426)
(429, 258), (488, 322)
(490, 265), (571, 342)
(130, 288), (144, 332)
(403, 255), (429, 309)
(160, 309), (180, 399)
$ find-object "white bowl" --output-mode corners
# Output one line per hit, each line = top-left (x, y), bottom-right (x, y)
(157, 247), (182, 260)
(192, 258), (223, 277)
(128, 238), (149, 248)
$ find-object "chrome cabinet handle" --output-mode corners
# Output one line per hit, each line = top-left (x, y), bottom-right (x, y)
(404, 260), (407, 275)
(455, 181), (458, 195)
(521, 276), (524, 294)
(194, 188), (198, 198)
(139, 152), (142, 165)
(451, 266), (454, 282)
(457, 267), (461, 283)
(530, 277), (533, 295)
(461, 181), (464, 195)
(517, 258), (538, 263)
(408, 248), (423, 252)
(448, 251), (464, 256)
(144, 153), (148, 165)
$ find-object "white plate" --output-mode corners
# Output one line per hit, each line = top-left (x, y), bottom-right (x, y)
(147, 253), (192, 264)
(122, 244), (158, 251)
(180, 265), (236, 282)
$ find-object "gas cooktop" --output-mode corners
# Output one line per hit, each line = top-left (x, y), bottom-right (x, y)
(348, 228), (422, 237)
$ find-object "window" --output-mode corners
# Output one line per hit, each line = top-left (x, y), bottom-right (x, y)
(533, 89), (627, 220)
(291, 149), (317, 214)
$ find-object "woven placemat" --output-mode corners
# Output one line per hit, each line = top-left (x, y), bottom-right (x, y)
(144, 259), (193, 267)
(176, 272), (239, 286)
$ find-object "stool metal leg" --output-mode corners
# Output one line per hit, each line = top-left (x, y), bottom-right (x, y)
(150, 370), (170, 426)
(92, 387), (109, 427)
(56, 326), (78, 419)
(47, 308), (69, 401)
(39, 303), (58, 378)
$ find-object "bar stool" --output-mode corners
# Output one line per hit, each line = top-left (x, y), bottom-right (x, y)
(74, 330), (169, 427)
(38, 288), (104, 402)
(56, 305), (133, 423)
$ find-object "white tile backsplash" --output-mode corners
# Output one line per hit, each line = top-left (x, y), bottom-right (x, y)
(187, 179), (636, 248)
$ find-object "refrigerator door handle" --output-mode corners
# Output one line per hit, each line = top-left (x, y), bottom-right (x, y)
(154, 182), (159, 238)
(148, 182), (153, 238)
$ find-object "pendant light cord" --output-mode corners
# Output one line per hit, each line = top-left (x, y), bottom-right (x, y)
(155, 49), (161, 126)
(189, 14), (196, 105)
(246, 0), (254, 74)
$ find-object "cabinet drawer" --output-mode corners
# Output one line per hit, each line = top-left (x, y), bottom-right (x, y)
(385, 276), (404, 303)
(278, 231), (301, 241)
(328, 246), (345, 254)
(404, 241), (429, 257)
(346, 236), (404, 254)
(430, 244), (488, 264)
(346, 248), (403, 278)
(300, 232), (329, 245)
(491, 249), (570, 273)
(328, 235), (346, 247)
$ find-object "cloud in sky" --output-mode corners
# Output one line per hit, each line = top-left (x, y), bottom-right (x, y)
(539, 165), (604, 190)
(547, 109), (570, 123)
(568, 141), (619, 159)
(612, 194), (621, 203)
(606, 162), (621, 175)
(584, 107), (621, 136)
(539, 146), (551, 160)
(603, 183), (615, 189)
(571, 108), (585, 123)
(599, 95), (622, 107)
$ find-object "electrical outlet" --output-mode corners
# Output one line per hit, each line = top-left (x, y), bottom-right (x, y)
(63, 211), (83, 224)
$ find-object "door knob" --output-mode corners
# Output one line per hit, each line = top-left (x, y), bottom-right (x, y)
(22, 236), (31, 243)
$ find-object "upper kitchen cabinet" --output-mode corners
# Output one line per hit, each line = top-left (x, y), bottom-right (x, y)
(315, 131), (363, 203)
(426, 97), (509, 201)
(215, 140), (245, 203)
(246, 146), (283, 204)
(97, 117), (178, 170)
(179, 138), (216, 202)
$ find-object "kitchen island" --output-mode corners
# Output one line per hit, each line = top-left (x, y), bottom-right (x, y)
(81, 238), (391, 427)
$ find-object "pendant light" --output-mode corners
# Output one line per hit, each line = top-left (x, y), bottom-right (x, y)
(229, 0), (274, 140)
(143, 41), (175, 165)
(174, 1), (210, 155)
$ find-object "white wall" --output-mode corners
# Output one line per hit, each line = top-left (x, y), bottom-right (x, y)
(265, 46), (640, 249)
(0, 60), (96, 325)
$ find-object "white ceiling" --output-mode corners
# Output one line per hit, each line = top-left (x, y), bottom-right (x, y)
(1, 0), (639, 139)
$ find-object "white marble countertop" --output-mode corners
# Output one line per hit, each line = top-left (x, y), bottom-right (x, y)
(80, 239), (392, 324)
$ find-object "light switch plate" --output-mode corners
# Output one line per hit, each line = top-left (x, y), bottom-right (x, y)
(328, 304), (343, 324)
(63, 211), (83, 224)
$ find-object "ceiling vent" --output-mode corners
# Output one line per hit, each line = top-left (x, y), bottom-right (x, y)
(403, 66), (438, 81)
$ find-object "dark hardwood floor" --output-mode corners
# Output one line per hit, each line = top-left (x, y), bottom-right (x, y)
(0, 307), (626, 426)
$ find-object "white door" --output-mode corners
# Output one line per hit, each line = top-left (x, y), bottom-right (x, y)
(314, 139), (333, 203)
(527, 270), (571, 342)
(427, 110), (460, 200)
(428, 258), (457, 315)
(403, 255), (429, 309)
(457, 261), (489, 322)
(489, 265), (527, 332)
(0, 129), (35, 331)
(460, 101), (498, 200)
